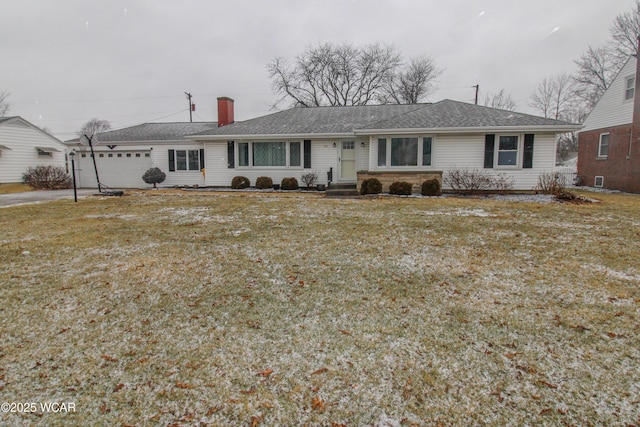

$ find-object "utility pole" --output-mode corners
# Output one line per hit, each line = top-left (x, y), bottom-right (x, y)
(473, 84), (479, 105)
(185, 92), (193, 122)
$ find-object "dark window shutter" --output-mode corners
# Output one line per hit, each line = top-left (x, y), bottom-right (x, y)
(168, 149), (175, 172)
(303, 140), (311, 168)
(227, 141), (235, 169)
(484, 134), (495, 168)
(199, 148), (205, 169)
(523, 134), (534, 169)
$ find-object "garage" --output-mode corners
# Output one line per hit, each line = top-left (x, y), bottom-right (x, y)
(74, 150), (152, 189)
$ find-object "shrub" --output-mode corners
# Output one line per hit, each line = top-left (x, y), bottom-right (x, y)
(22, 165), (72, 190)
(360, 178), (382, 195)
(389, 181), (413, 195)
(421, 178), (441, 196)
(142, 167), (166, 189)
(231, 176), (250, 189)
(534, 172), (564, 195)
(301, 172), (318, 189)
(444, 167), (514, 192)
(255, 176), (273, 189)
(280, 177), (299, 190)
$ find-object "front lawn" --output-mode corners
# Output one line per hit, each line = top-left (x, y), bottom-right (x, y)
(0, 191), (638, 426)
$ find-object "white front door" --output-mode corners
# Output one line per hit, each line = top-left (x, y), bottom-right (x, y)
(340, 141), (356, 181)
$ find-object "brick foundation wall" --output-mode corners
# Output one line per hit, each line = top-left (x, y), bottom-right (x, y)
(357, 171), (442, 194)
(578, 124), (640, 193)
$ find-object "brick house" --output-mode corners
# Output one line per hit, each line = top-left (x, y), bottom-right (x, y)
(578, 53), (640, 193)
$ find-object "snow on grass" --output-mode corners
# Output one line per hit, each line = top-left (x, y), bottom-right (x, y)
(0, 191), (639, 425)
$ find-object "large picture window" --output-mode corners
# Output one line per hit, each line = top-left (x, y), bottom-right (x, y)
(391, 138), (418, 166)
(236, 141), (302, 168)
(497, 135), (519, 166)
(377, 136), (432, 168)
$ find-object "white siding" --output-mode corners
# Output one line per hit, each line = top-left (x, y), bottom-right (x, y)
(582, 56), (636, 132)
(367, 133), (558, 190)
(0, 120), (66, 183)
(72, 142), (207, 188)
(203, 139), (341, 186)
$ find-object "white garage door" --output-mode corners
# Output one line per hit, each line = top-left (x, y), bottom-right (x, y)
(75, 150), (152, 189)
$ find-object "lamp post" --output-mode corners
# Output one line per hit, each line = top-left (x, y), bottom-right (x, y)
(69, 151), (77, 203)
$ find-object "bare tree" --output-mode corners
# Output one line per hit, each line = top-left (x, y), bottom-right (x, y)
(573, 45), (619, 110)
(483, 89), (518, 111)
(267, 42), (440, 107)
(78, 118), (112, 137)
(381, 55), (442, 104)
(529, 73), (574, 119)
(0, 90), (10, 117)
(610, 0), (640, 61)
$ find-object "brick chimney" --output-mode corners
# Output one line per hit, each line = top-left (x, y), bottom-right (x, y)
(217, 97), (234, 127)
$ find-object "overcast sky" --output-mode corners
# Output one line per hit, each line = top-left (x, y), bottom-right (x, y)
(0, 0), (633, 140)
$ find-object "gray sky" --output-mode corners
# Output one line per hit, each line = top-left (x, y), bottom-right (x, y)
(0, 0), (633, 140)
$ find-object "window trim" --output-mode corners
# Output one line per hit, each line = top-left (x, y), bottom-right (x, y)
(625, 75), (635, 101)
(173, 149), (202, 172)
(235, 141), (303, 169)
(494, 134), (522, 169)
(597, 133), (610, 158)
(376, 135), (435, 169)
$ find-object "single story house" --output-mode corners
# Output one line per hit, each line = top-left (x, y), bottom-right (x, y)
(0, 116), (67, 184)
(193, 98), (580, 191)
(67, 97), (580, 191)
(578, 51), (640, 193)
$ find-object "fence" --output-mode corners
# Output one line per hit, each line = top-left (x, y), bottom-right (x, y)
(554, 167), (578, 186)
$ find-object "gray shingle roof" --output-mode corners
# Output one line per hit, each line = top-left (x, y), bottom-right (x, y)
(195, 99), (579, 138)
(66, 122), (218, 143)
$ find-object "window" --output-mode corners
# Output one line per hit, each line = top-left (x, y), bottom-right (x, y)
(254, 142), (286, 166)
(238, 143), (249, 167)
(117, 153), (122, 158)
(145, 153), (150, 157)
(391, 137), (418, 166)
(108, 153), (113, 158)
(98, 153), (104, 157)
(289, 141), (301, 167)
(598, 133), (609, 158)
(126, 153), (132, 158)
(37, 148), (53, 158)
(377, 136), (432, 167)
(594, 176), (604, 187)
(626, 76), (635, 100)
(497, 135), (519, 166)
(173, 150), (201, 171)
(235, 142), (303, 168)
(377, 138), (386, 166)
(81, 154), (87, 158)
(422, 137), (432, 166)
(135, 153), (141, 158)
(188, 150), (199, 170)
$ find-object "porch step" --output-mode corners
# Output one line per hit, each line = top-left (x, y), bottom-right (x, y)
(325, 183), (359, 198)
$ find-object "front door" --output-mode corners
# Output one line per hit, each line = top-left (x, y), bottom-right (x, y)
(340, 141), (356, 181)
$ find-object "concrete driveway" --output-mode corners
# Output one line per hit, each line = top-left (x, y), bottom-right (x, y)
(0, 189), (99, 208)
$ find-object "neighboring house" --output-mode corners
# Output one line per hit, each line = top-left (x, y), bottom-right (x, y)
(192, 99), (580, 191)
(578, 54), (640, 193)
(0, 116), (67, 184)
(65, 122), (219, 189)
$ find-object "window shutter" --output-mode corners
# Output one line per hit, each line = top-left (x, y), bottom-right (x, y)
(523, 134), (534, 169)
(484, 134), (495, 168)
(227, 141), (235, 169)
(303, 140), (311, 168)
(168, 149), (175, 172)
(199, 148), (205, 169)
